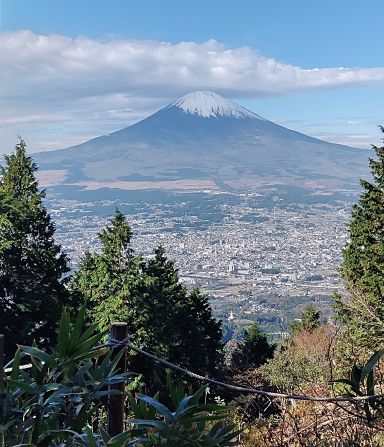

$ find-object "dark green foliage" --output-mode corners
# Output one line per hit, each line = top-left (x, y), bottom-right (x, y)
(70, 209), (223, 382)
(98, 208), (133, 261)
(231, 323), (275, 371)
(0, 306), (132, 446)
(0, 140), (69, 357)
(342, 126), (384, 295)
(334, 289), (384, 371)
(69, 210), (134, 331)
(127, 386), (241, 446)
(289, 304), (321, 334)
(334, 347), (384, 423)
(337, 127), (384, 359)
(1, 308), (238, 447)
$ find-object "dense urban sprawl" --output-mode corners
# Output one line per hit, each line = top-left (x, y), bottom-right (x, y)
(48, 190), (352, 332)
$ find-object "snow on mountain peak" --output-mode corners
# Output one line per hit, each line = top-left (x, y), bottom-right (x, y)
(170, 91), (265, 120)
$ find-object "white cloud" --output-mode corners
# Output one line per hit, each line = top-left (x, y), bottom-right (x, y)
(1, 30), (384, 152)
(309, 132), (376, 149)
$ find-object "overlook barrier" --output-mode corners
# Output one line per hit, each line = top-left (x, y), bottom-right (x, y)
(2, 323), (384, 437)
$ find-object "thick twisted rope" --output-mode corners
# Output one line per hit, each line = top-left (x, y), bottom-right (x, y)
(107, 336), (384, 403)
(4, 335), (384, 404)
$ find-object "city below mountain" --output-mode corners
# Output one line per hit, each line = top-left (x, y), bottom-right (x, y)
(35, 91), (370, 192)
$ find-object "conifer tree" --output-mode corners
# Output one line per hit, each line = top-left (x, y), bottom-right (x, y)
(342, 126), (384, 294)
(337, 127), (384, 361)
(231, 323), (275, 371)
(167, 285), (223, 376)
(289, 304), (321, 335)
(0, 140), (69, 356)
(69, 209), (134, 331)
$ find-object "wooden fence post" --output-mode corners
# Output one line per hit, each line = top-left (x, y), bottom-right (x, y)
(107, 323), (128, 437)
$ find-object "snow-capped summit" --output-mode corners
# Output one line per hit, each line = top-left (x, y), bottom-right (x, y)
(35, 90), (368, 192)
(169, 91), (264, 120)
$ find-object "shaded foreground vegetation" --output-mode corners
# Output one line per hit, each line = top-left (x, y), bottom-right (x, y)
(0, 308), (240, 446)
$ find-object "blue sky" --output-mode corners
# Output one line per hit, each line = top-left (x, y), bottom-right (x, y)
(1, 0), (384, 152)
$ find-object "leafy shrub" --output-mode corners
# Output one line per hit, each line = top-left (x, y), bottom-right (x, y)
(0, 307), (132, 446)
(0, 308), (240, 446)
(127, 386), (241, 446)
(261, 324), (336, 395)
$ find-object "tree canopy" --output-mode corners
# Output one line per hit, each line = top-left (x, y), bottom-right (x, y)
(0, 139), (69, 356)
(231, 322), (275, 371)
(289, 304), (322, 335)
(70, 209), (223, 381)
(342, 126), (384, 295)
(337, 126), (384, 362)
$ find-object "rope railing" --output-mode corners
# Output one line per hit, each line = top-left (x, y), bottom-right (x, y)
(3, 332), (384, 404)
(105, 336), (384, 404)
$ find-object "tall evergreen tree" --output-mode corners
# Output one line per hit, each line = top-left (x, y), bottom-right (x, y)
(289, 305), (321, 335)
(342, 126), (384, 294)
(231, 323), (275, 371)
(70, 210), (223, 380)
(337, 127), (384, 362)
(69, 209), (134, 333)
(0, 140), (69, 356)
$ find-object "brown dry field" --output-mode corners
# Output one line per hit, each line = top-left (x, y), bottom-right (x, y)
(75, 179), (219, 191)
(36, 170), (68, 186)
(36, 170), (220, 191)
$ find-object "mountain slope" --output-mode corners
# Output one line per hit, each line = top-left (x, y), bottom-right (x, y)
(35, 91), (369, 190)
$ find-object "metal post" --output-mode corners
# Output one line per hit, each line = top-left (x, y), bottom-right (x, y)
(107, 323), (128, 437)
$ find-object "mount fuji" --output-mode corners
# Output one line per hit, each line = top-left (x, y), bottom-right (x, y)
(35, 91), (369, 191)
